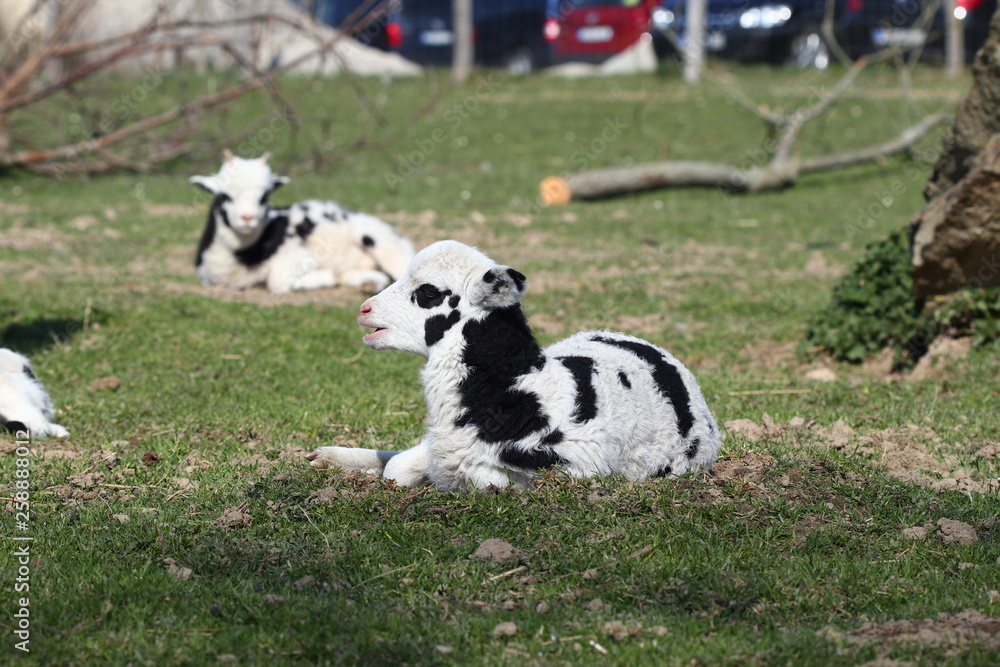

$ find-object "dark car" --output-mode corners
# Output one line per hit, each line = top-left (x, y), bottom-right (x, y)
(386, 0), (551, 73)
(305, 0), (393, 50)
(544, 0), (660, 64)
(651, 0), (995, 68)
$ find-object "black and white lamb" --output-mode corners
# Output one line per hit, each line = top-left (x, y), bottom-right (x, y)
(191, 151), (414, 294)
(0, 348), (70, 439)
(307, 240), (720, 491)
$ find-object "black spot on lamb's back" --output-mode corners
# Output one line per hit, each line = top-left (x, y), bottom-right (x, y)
(425, 310), (461, 347)
(448, 295), (460, 308)
(591, 336), (694, 438)
(2, 419), (28, 436)
(617, 371), (631, 389)
(499, 442), (566, 470)
(541, 429), (564, 445)
(362, 234), (375, 247)
(234, 215), (291, 268)
(455, 306), (548, 443)
(558, 356), (598, 423)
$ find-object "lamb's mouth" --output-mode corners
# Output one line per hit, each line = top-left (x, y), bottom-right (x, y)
(363, 327), (387, 342)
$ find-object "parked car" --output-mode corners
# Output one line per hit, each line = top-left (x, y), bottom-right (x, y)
(544, 0), (660, 64)
(385, 0), (552, 73)
(651, 0), (995, 68)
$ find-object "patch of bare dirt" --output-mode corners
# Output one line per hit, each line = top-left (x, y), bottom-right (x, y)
(143, 202), (201, 218)
(212, 503), (252, 529)
(0, 224), (71, 252)
(909, 336), (973, 382)
(712, 451), (778, 483)
(738, 340), (797, 370)
(725, 415), (999, 494)
(819, 609), (1000, 656)
(472, 538), (522, 564)
(163, 281), (368, 308)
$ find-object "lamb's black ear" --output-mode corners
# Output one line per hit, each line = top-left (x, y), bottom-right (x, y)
(470, 265), (527, 310)
(271, 175), (290, 191)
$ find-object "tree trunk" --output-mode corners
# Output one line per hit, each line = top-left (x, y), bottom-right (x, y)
(910, 7), (1000, 295)
(452, 0), (473, 84)
(924, 9), (1000, 199)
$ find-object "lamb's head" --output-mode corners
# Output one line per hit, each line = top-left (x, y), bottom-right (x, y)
(357, 240), (527, 357)
(189, 150), (289, 234)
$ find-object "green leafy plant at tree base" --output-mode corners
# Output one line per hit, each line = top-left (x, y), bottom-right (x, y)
(933, 286), (1000, 347)
(805, 228), (931, 366)
(806, 230), (1000, 366)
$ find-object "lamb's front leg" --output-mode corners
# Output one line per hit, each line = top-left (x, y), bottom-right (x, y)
(307, 443), (430, 486)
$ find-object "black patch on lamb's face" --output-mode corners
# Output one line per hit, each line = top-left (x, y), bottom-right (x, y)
(591, 336), (694, 438)
(362, 234), (375, 247)
(498, 442), (566, 470)
(558, 356), (598, 423)
(22, 364), (37, 381)
(617, 371), (631, 389)
(424, 310), (461, 347)
(234, 214), (290, 268)
(196, 196), (225, 266)
(412, 283), (451, 309)
(295, 217), (316, 239)
(685, 436), (701, 459)
(652, 464), (672, 478)
(454, 306), (548, 444)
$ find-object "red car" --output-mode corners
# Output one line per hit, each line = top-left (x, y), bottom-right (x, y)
(545, 0), (658, 63)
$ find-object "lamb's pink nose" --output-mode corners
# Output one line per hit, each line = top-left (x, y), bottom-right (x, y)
(241, 214), (254, 223)
(359, 303), (373, 316)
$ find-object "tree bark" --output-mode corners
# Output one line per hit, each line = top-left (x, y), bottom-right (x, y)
(910, 7), (1000, 295)
(924, 9), (1000, 199)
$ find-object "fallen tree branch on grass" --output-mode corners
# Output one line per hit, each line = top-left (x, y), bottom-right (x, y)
(539, 61), (951, 204)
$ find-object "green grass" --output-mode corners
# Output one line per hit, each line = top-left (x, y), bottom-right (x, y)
(1, 64), (998, 665)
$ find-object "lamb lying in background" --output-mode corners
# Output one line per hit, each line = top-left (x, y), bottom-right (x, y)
(191, 151), (414, 294)
(0, 348), (70, 439)
(308, 240), (720, 491)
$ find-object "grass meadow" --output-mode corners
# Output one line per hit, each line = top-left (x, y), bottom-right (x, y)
(1, 63), (998, 665)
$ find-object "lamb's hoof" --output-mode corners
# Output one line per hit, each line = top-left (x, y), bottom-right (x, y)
(307, 447), (336, 469)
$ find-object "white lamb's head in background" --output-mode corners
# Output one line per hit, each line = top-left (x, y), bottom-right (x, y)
(189, 150), (289, 234)
(357, 240), (527, 357)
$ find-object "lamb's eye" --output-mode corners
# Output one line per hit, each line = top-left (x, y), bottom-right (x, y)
(418, 284), (440, 299)
(412, 283), (445, 308)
